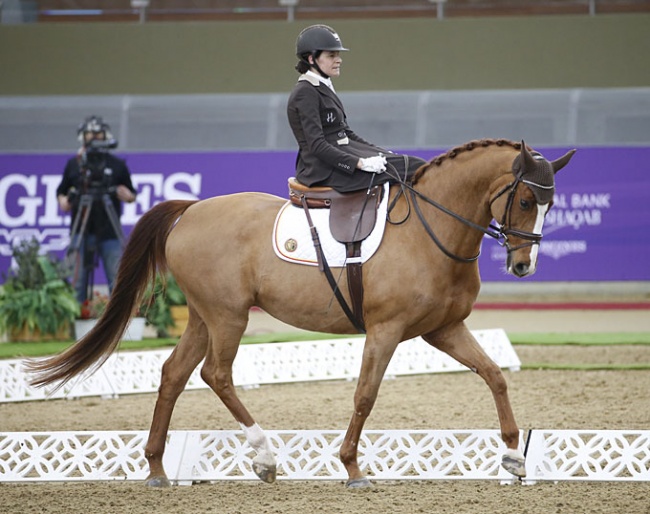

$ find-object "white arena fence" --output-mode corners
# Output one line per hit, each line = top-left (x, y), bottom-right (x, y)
(525, 430), (650, 483)
(2, 330), (646, 484)
(0, 329), (520, 404)
(0, 429), (647, 484)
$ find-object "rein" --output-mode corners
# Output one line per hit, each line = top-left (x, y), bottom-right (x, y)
(385, 160), (543, 263)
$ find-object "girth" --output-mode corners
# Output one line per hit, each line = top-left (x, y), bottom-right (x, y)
(288, 178), (383, 333)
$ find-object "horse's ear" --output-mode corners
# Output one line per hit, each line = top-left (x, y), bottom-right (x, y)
(550, 149), (577, 174)
(520, 140), (537, 170)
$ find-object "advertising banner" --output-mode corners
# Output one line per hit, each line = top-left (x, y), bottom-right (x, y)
(1, 147), (648, 283)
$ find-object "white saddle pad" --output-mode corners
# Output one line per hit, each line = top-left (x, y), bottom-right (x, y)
(273, 184), (389, 267)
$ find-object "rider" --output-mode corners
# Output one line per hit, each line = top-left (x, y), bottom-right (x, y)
(287, 24), (427, 193)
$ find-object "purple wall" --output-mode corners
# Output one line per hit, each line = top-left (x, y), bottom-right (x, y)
(1, 147), (649, 283)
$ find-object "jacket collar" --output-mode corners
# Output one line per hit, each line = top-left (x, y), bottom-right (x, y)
(298, 72), (344, 112)
(299, 71), (335, 92)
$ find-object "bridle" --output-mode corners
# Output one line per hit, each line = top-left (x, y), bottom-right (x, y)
(385, 160), (544, 263)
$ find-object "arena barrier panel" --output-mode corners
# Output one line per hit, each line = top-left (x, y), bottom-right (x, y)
(0, 329), (520, 404)
(524, 430), (650, 483)
(1, 429), (647, 484)
(0, 429), (524, 483)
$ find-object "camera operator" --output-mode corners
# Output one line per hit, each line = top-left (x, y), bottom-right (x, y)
(56, 115), (137, 303)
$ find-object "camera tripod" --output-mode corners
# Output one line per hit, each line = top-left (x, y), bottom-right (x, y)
(66, 183), (125, 302)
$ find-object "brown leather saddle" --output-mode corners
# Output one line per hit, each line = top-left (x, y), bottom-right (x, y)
(288, 177), (384, 333)
(288, 178), (382, 243)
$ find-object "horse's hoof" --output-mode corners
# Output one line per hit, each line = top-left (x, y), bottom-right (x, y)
(502, 449), (526, 477)
(346, 477), (373, 489)
(145, 475), (172, 488)
(253, 461), (277, 483)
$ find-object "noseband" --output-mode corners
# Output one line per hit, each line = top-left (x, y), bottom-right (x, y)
(386, 163), (544, 263)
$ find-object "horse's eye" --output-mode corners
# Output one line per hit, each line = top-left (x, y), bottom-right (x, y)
(519, 199), (530, 210)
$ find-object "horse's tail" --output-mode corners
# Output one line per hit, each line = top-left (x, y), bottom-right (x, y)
(25, 199), (197, 390)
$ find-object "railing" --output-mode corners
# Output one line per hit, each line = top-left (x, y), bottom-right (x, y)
(2, 88), (649, 153)
(2, 0), (649, 24)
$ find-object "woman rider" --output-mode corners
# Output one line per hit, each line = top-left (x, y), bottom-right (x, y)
(287, 24), (427, 193)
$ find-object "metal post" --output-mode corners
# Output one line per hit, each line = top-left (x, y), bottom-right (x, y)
(279, 0), (298, 22)
(131, 0), (149, 24)
(428, 0), (446, 21)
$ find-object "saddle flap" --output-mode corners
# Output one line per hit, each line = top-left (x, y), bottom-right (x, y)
(329, 187), (382, 243)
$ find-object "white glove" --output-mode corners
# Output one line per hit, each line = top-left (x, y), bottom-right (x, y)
(359, 155), (387, 173)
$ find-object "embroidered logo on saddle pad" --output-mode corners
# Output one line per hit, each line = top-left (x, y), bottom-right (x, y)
(273, 184), (390, 267)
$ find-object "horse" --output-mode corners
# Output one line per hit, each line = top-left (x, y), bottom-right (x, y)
(26, 139), (575, 488)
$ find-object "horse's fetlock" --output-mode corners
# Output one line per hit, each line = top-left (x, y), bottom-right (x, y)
(144, 445), (156, 458)
(339, 447), (355, 466)
(502, 430), (519, 448)
(241, 423), (271, 454)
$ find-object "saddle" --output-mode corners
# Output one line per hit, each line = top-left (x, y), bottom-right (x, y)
(288, 177), (384, 333)
(288, 178), (382, 243)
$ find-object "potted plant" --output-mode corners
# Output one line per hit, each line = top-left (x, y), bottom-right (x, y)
(74, 291), (145, 341)
(140, 272), (187, 337)
(76, 290), (146, 341)
(74, 291), (108, 339)
(0, 238), (79, 342)
(165, 274), (188, 337)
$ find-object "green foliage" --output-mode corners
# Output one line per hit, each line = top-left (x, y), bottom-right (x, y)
(0, 238), (79, 338)
(164, 274), (186, 306)
(140, 272), (187, 337)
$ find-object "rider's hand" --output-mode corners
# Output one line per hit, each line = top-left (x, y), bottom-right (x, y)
(358, 154), (387, 173)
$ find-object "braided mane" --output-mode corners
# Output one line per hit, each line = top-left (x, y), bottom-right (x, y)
(412, 138), (522, 184)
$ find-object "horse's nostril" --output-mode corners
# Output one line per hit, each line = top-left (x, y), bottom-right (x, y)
(514, 263), (529, 276)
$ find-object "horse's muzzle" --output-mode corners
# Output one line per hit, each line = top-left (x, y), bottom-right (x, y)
(506, 251), (536, 278)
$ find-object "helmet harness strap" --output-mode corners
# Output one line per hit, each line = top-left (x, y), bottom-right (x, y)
(308, 52), (330, 79)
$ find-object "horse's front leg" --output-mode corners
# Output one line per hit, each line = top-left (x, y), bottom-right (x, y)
(340, 332), (400, 488)
(422, 323), (526, 477)
(145, 313), (209, 487)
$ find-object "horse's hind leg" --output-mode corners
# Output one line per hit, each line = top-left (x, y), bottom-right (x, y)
(422, 323), (526, 477)
(200, 315), (277, 484)
(145, 309), (209, 487)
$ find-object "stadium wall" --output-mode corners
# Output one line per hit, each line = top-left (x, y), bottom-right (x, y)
(1, 14), (649, 95)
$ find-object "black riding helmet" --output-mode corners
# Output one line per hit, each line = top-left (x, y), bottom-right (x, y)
(296, 24), (349, 56)
(295, 25), (349, 77)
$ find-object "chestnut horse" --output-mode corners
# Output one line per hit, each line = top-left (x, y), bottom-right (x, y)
(27, 139), (575, 488)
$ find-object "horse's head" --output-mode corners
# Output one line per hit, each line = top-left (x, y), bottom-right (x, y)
(489, 142), (576, 277)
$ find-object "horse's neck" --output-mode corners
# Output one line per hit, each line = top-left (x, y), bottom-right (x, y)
(419, 150), (512, 224)
(410, 150), (513, 259)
